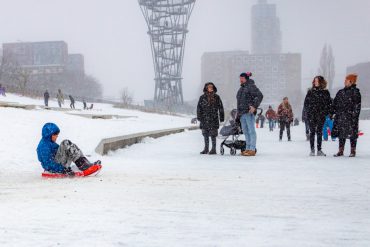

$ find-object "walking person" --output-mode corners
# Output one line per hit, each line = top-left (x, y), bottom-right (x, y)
(265, 105), (277, 131)
(43, 90), (50, 107)
(69, 95), (75, 109)
(332, 74), (361, 157)
(237, 72), (263, 156)
(277, 97), (293, 141)
(56, 89), (64, 108)
(197, 82), (224, 155)
(303, 76), (332, 156)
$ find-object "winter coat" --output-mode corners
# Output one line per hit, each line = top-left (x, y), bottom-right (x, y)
(44, 91), (50, 100)
(303, 87), (332, 122)
(36, 123), (65, 173)
(69, 95), (75, 103)
(57, 92), (64, 103)
(277, 103), (293, 123)
(265, 109), (277, 120)
(332, 84), (361, 139)
(236, 79), (263, 115)
(197, 83), (225, 130)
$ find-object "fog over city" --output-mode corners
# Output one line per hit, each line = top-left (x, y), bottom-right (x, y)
(0, 0), (369, 103)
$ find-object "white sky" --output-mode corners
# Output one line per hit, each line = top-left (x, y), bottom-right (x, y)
(0, 0), (369, 102)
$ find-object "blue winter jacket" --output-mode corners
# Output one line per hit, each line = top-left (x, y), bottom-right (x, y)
(36, 123), (65, 173)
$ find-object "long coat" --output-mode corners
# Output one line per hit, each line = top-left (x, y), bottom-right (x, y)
(197, 83), (225, 130)
(36, 123), (66, 173)
(303, 87), (332, 125)
(332, 84), (361, 139)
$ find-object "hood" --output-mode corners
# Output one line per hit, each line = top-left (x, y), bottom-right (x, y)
(203, 82), (218, 93)
(42, 123), (60, 140)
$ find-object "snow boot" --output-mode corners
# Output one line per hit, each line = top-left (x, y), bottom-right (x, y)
(75, 156), (101, 171)
(309, 149), (315, 156)
(334, 147), (344, 157)
(200, 148), (209, 154)
(208, 148), (217, 155)
(64, 167), (75, 177)
(349, 148), (356, 157)
(317, 150), (326, 156)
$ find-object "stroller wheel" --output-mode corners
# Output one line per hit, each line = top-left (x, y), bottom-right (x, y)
(230, 147), (236, 156)
(220, 146), (224, 155)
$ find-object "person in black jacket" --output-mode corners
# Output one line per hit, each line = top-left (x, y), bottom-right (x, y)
(197, 82), (224, 155)
(69, 95), (75, 109)
(237, 72), (263, 156)
(44, 90), (50, 107)
(303, 76), (332, 156)
(332, 74), (361, 157)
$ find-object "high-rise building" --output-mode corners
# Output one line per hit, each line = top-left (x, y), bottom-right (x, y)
(201, 1), (302, 113)
(202, 51), (301, 111)
(251, 0), (282, 54)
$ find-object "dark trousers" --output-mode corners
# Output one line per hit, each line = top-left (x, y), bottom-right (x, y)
(44, 98), (49, 107)
(279, 121), (291, 140)
(70, 102), (75, 109)
(202, 129), (218, 151)
(339, 138), (357, 149)
(309, 117), (325, 151)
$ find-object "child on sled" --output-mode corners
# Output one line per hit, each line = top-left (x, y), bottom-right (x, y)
(36, 123), (101, 177)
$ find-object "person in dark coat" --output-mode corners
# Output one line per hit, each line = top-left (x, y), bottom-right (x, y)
(303, 76), (332, 156)
(83, 99), (87, 110)
(332, 74), (361, 157)
(197, 82), (224, 155)
(43, 90), (50, 107)
(277, 97), (293, 141)
(237, 72), (263, 156)
(69, 95), (75, 109)
(265, 105), (277, 131)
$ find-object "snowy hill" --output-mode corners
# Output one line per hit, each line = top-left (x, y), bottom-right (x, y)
(1, 93), (370, 246)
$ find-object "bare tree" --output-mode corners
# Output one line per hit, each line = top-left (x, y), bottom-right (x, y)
(13, 68), (31, 95)
(120, 87), (134, 106)
(318, 44), (335, 92)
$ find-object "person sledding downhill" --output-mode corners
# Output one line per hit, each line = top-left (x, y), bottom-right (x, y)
(37, 123), (102, 178)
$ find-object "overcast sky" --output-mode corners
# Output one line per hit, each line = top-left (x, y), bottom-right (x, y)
(1, 0), (369, 102)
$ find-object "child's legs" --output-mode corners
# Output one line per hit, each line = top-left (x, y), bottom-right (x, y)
(55, 140), (83, 167)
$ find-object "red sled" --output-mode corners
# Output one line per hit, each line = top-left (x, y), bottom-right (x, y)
(42, 164), (102, 179)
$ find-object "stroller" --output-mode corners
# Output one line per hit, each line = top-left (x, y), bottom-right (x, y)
(219, 109), (246, 155)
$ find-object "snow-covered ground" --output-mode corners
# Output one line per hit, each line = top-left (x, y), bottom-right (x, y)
(1, 94), (370, 246)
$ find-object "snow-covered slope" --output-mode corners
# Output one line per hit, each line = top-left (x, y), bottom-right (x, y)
(1, 93), (370, 246)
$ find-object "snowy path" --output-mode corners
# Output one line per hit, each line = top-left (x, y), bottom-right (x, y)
(1, 121), (370, 246)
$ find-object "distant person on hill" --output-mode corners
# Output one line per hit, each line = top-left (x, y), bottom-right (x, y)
(83, 99), (87, 110)
(56, 89), (64, 108)
(36, 123), (101, 176)
(43, 90), (50, 107)
(69, 95), (75, 109)
(0, 84), (6, 96)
